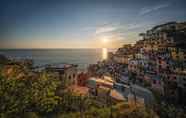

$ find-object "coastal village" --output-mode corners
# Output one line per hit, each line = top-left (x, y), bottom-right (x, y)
(78, 21), (186, 106)
(0, 21), (186, 118)
(88, 21), (186, 105)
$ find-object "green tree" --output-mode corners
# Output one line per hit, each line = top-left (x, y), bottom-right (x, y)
(30, 72), (61, 114)
(0, 76), (31, 117)
(0, 71), (62, 117)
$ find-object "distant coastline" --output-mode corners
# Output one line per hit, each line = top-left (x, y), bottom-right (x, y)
(0, 48), (116, 70)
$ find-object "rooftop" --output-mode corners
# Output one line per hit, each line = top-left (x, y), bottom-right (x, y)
(110, 89), (126, 101)
(47, 63), (77, 69)
(33, 63), (77, 72)
(88, 77), (114, 87)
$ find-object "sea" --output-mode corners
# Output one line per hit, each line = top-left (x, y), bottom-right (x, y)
(0, 48), (116, 70)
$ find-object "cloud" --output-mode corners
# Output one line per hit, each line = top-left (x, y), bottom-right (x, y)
(139, 3), (170, 15)
(127, 23), (145, 30)
(95, 25), (117, 34)
(87, 21), (155, 47)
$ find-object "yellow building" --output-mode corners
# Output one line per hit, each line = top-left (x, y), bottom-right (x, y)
(171, 48), (186, 61)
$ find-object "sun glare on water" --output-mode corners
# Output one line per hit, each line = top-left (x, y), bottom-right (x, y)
(101, 36), (109, 60)
(102, 48), (108, 60)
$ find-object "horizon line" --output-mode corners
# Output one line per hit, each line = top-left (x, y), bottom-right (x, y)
(0, 47), (117, 50)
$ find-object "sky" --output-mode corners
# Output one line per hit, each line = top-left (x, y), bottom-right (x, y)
(0, 0), (186, 49)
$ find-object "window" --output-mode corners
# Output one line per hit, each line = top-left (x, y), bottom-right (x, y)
(153, 80), (156, 84)
(73, 74), (75, 78)
(121, 86), (125, 91)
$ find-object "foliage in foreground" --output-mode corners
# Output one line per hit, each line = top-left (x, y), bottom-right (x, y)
(0, 72), (61, 117)
(0, 69), (157, 118)
(57, 103), (157, 118)
(1, 63), (185, 118)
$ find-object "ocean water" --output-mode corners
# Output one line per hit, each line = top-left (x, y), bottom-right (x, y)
(0, 49), (115, 70)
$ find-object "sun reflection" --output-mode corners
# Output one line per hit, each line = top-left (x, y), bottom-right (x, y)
(102, 48), (108, 60)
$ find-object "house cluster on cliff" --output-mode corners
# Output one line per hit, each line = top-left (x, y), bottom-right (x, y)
(93, 21), (186, 105)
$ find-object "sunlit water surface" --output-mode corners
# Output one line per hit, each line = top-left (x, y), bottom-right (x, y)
(0, 48), (115, 70)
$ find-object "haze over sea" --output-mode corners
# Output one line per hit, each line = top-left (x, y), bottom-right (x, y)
(0, 49), (115, 70)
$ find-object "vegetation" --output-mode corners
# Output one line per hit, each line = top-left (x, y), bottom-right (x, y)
(155, 103), (186, 118)
(0, 71), (61, 117)
(56, 103), (157, 118)
(0, 62), (158, 118)
(1, 59), (185, 118)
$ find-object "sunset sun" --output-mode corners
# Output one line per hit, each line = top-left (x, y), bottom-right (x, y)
(102, 36), (109, 43)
